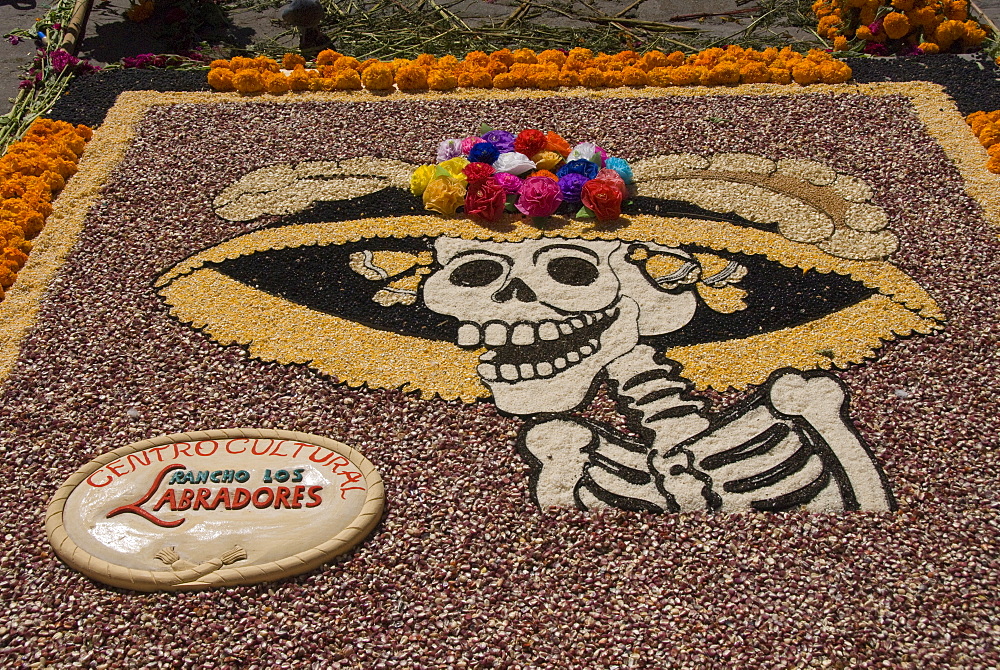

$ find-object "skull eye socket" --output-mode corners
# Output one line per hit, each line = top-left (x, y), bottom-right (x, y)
(449, 259), (506, 287)
(547, 256), (599, 286)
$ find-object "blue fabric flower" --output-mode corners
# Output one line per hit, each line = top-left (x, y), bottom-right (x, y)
(556, 158), (599, 180)
(604, 157), (634, 184)
(468, 142), (501, 165)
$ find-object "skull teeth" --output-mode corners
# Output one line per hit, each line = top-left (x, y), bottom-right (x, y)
(468, 305), (620, 383)
(456, 306), (619, 350)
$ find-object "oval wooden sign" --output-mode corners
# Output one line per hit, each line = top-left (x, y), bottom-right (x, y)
(45, 429), (384, 591)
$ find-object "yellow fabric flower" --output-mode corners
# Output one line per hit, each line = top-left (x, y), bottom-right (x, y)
(410, 165), (436, 196)
(422, 176), (466, 215)
(531, 151), (563, 171)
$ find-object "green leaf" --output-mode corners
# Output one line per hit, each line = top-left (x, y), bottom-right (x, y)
(433, 165), (452, 178)
(478, 122), (495, 135)
(590, 152), (603, 168)
(576, 205), (594, 219)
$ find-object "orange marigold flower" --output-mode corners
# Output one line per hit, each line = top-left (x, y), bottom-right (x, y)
(531, 169), (559, 181)
(669, 65), (700, 86)
(3, 247), (27, 270)
(636, 50), (669, 71)
(395, 65), (428, 90)
(492, 72), (518, 89)
(512, 48), (537, 64)
(315, 50), (342, 66)
(818, 14), (842, 37)
(537, 50), (567, 68)
(531, 68), (560, 90)
(833, 35), (850, 51)
(706, 62), (740, 86)
(334, 56), (362, 71)
(333, 69), (362, 90)
(580, 67), (605, 88)
(892, 0), (915, 9)
(0, 266), (16, 289)
(282, 53), (306, 69)
(791, 60), (820, 85)
(739, 62), (770, 84)
(232, 69), (265, 94)
(883, 12), (912, 39)
(427, 69), (458, 90)
(361, 63), (395, 90)
(208, 68), (235, 91)
(558, 70), (580, 87)
(263, 72), (289, 94)
(855, 25), (876, 40)
(287, 67), (311, 91)
(613, 50), (640, 65)
(908, 7), (937, 27)
(230, 56), (255, 71)
(491, 49), (515, 66)
(604, 70), (625, 87)
(935, 19), (966, 48)
(210, 59), (232, 70)
(486, 59), (509, 77)
(646, 67), (674, 87)
(818, 60), (852, 84)
(621, 66), (648, 86)
(464, 51), (490, 68)
(945, 0), (968, 20)
(961, 20), (987, 47)
(457, 69), (493, 88)
(768, 67), (792, 84)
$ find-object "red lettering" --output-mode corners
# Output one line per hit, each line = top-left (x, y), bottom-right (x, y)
(309, 446), (334, 464)
(106, 460), (128, 477)
(172, 442), (193, 458)
(252, 487), (274, 508)
(340, 486), (365, 499)
(126, 451), (151, 471)
(175, 489), (195, 511)
(273, 486), (293, 509)
(291, 486), (305, 509)
(230, 488), (251, 510)
(211, 488), (232, 510)
(270, 441), (289, 457)
(306, 486), (323, 507)
(106, 464), (186, 527)
(251, 439), (273, 456)
(340, 471), (363, 485)
(192, 488), (214, 510)
(195, 441), (219, 457)
(152, 488), (178, 511)
(290, 442), (310, 458)
(226, 439), (249, 454)
(327, 455), (351, 473)
(149, 444), (172, 462)
(87, 469), (113, 488)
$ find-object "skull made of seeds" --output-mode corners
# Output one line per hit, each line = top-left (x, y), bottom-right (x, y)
(422, 237), (699, 414)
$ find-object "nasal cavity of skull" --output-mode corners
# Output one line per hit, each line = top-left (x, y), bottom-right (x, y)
(447, 254), (600, 304)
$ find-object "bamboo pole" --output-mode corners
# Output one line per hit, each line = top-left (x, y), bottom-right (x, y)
(59, 0), (96, 55)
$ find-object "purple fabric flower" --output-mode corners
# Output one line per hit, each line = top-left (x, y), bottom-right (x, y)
(468, 142), (500, 165)
(481, 130), (515, 154)
(494, 172), (523, 194)
(558, 173), (589, 203)
(556, 158), (599, 180)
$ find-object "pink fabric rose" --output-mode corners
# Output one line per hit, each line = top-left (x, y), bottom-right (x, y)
(515, 176), (563, 218)
(494, 172), (523, 194)
(596, 168), (629, 199)
(460, 136), (485, 154)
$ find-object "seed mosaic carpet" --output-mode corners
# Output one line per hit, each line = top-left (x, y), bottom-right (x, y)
(1, 82), (999, 667)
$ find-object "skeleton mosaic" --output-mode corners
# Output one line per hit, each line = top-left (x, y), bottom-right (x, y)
(157, 152), (945, 515)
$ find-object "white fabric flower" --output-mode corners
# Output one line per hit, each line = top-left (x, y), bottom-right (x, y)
(492, 151), (536, 175)
(567, 142), (602, 164)
(436, 139), (465, 163)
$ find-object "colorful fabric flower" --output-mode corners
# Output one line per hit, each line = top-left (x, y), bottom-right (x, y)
(513, 129), (547, 158)
(436, 139), (465, 162)
(515, 176), (563, 217)
(410, 165), (436, 196)
(481, 130), (515, 153)
(581, 178), (623, 221)
(494, 172), (523, 194)
(567, 142), (608, 165)
(464, 176), (507, 222)
(604, 157), (634, 184)
(422, 176), (466, 215)
(463, 162), (495, 183)
(556, 159), (599, 180)
(595, 168), (628, 198)
(558, 172), (589, 203)
(468, 142), (501, 165)
(492, 152), (536, 175)
(461, 136), (485, 154)
(531, 151), (563, 171)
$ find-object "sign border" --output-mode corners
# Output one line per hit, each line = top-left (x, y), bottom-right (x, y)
(45, 428), (385, 591)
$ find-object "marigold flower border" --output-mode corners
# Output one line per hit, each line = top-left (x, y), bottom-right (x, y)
(0, 83), (996, 389)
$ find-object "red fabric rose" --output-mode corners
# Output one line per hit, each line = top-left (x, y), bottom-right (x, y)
(513, 129), (547, 159)
(462, 161), (495, 183)
(464, 176), (507, 222)
(581, 178), (623, 221)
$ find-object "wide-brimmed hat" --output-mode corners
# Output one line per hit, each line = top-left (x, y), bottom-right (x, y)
(156, 153), (942, 400)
